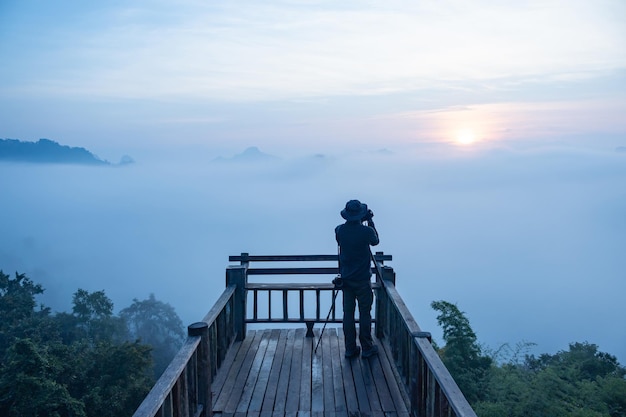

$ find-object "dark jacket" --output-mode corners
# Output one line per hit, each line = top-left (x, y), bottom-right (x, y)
(335, 221), (379, 281)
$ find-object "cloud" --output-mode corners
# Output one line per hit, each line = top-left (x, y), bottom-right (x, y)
(3, 0), (625, 101)
(382, 97), (626, 143)
(1, 0), (625, 363)
(1, 1), (624, 163)
(1, 143), (625, 363)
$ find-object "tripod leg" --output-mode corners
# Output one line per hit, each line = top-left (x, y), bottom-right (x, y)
(314, 289), (339, 354)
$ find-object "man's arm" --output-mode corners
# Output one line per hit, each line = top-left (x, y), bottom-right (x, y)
(367, 219), (379, 246)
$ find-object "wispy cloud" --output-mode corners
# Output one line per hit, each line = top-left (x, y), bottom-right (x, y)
(377, 97), (626, 145)
(3, 0), (625, 101)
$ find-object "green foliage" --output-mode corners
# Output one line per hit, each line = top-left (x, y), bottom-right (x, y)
(0, 271), (44, 320)
(431, 300), (492, 403)
(0, 270), (184, 417)
(0, 339), (85, 417)
(527, 342), (625, 380)
(0, 270), (62, 368)
(75, 341), (154, 417)
(431, 299), (626, 417)
(58, 289), (128, 344)
(72, 289), (114, 320)
(120, 293), (185, 378)
(475, 345), (626, 417)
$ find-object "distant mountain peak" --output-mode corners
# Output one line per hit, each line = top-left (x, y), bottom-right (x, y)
(239, 146), (264, 157)
(0, 138), (111, 165)
(214, 146), (279, 163)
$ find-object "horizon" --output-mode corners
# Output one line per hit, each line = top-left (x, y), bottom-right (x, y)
(1, 1), (625, 157)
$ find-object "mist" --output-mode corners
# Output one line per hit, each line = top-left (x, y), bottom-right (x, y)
(1, 142), (625, 364)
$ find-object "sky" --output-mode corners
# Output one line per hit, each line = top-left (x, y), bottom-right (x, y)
(1, 0), (625, 156)
(1, 1), (626, 363)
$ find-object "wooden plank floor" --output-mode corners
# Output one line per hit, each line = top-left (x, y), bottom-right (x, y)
(212, 327), (410, 417)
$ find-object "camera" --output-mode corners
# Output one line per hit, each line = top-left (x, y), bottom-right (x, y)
(362, 209), (374, 222)
(332, 276), (343, 289)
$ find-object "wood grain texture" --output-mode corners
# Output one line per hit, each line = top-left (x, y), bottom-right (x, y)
(212, 329), (409, 416)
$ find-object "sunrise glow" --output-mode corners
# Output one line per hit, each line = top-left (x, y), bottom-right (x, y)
(455, 129), (477, 145)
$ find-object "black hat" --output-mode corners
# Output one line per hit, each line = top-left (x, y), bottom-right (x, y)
(341, 199), (368, 221)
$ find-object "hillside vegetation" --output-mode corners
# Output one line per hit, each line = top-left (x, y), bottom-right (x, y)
(431, 300), (626, 416)
(1, 271), (624, 416)
(0, 271), (183, 417)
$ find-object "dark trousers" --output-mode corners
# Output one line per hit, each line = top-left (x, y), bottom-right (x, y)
(341, 279), (374, 351)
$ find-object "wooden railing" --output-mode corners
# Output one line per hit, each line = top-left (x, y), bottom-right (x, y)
(227, 253), (388, 337)
(371, 257), (477, 417)
(132, 286), (237, 417)
(132, 252), (477, 417)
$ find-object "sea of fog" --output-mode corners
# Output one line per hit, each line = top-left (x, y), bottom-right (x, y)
(1, 143), (625, 364)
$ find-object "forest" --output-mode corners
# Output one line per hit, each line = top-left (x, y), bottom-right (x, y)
(431, 300), (626, 417)
(0, 270), (183, 417)
(1, 271), (624, 416)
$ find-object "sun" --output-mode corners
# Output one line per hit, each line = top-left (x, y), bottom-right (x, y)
(455, 129), (476, 145)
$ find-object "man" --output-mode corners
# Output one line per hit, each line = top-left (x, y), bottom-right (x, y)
(335, 199), (380, 359)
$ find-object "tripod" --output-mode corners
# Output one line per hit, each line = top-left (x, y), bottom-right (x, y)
(314, 278), (341, 354)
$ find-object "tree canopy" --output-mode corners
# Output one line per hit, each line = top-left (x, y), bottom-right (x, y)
(2, 269), (624, 416)
(120, 293), (185, 378)
(431, 300), (492, 404)
(0, 270), (184, 417)
(430, 300), (626, 417)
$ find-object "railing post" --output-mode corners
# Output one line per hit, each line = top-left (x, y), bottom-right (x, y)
(382, 265), (395, 285)
(188, 322), (211, 417)
(375, 251), (385, 264)
(375, 265), (396, 339)
(226, 264), (247, 341)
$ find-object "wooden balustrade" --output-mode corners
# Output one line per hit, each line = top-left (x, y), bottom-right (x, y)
(132, 286), (237, 417)
(374, 264), (477, 417)
(132, 253), (477, 417)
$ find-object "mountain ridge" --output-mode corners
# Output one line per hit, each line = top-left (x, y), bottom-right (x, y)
(0, 138), (132, 165)
(213, 146), (280, 163)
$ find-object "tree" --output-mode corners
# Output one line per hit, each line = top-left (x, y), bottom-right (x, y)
(57, 289), (127, 344)
(0, 338), (85, 417)
(527, 342), (625, 381)
(72, 289), (114, 321)
(0, 271), (44, 321)
(523, 343), (626, 417)
(120, 294), (185, 378)
(0, 274), (155, 417)
(475, 342), (626, 417)
(0, 271), (57, 353)
(431, 300), (492, 403)
(67, 341), (153, 417)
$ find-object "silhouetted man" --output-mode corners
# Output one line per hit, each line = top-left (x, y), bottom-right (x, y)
(335, 199), (379, 359)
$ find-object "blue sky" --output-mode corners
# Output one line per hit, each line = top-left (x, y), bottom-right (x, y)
(1, 0), (625, 157)
(1, 1), (626, 362)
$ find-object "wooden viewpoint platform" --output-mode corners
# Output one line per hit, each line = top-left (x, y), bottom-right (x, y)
(212, 328), (409, 417)
(133, 254), (477, 417)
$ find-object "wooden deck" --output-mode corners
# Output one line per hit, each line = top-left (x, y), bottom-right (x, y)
(212, 327), (410, 417)
(132, 253), (478, 417)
